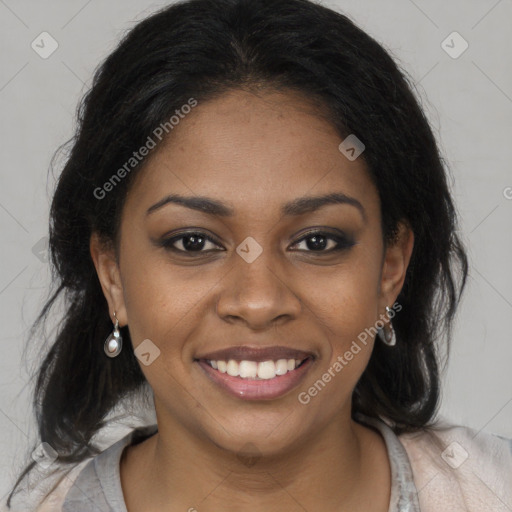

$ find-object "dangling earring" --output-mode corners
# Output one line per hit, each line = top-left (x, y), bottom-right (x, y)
(377, 306), (397, 346)
(104, 311), (123, 357)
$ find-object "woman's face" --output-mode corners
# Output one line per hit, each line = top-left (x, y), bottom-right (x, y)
(92, 88), (413, 456)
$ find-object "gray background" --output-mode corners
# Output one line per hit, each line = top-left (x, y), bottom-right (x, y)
(1, 0), (511, 503)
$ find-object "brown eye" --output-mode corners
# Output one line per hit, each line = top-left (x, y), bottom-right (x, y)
(158, 229), (355, 256)
(160, 231), (223, 254)
(291, 230), (355, 253)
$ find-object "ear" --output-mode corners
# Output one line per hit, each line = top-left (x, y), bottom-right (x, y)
(90, 232), (128, 326)
(379, 221), (414, 310)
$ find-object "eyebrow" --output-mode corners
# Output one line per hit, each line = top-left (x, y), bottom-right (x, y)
(146, 192), (366, 222)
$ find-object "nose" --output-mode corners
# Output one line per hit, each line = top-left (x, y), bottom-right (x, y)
(215, 247), (302, 331)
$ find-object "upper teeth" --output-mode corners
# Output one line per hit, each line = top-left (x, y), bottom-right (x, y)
(208, 359), (303, 379)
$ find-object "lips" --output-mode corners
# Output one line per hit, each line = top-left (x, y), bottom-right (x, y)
(193, 344), (317, 400)
(194, 345), (315, 363)
(196, 357), (315, 400)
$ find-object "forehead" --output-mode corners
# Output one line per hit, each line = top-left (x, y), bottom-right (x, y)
(124, 88), (379, 220)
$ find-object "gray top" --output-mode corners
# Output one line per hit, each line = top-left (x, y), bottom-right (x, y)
(61, 414), (421, 512)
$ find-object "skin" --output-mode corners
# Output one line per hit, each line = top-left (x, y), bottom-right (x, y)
(90, 88), (414, 512)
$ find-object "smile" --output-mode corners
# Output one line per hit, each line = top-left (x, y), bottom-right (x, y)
(195, 357), (314, 400)
(208, 358), (305, 378)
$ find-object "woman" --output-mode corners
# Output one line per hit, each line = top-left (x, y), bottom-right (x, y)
(6, 0), (512, 510)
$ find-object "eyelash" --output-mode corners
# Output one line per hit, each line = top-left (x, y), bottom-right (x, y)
(159, 230), (355, 256)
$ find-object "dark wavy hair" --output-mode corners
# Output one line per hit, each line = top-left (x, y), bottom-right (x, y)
(7, 0), (468, 507)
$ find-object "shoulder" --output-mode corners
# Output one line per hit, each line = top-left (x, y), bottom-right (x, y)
(62, 424), (158, 511)
(398, 419), (512, 511)
(4, 459), (92, 512)
(5, 424), (157, 512)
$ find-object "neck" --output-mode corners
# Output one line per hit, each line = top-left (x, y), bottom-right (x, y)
(121, 406), (390, 512)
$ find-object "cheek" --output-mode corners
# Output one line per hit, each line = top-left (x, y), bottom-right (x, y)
(122, 261), (200, 346)
(296, 276), (378, 418)
(298, 244), (382, 399)
(119, 236), (179, 344)
(119, 254), (208, 407)
(119, 240), (220, 362)
(309, 245), (382, 343)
